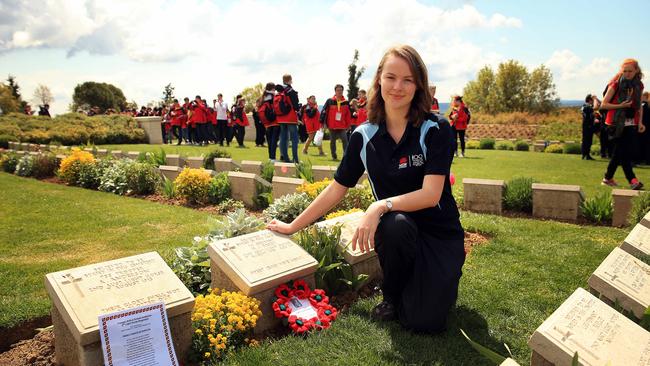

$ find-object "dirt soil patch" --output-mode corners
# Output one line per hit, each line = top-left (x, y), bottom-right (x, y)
(0, 329), (55, 366)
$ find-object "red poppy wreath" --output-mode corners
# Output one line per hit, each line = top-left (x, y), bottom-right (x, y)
(272, 280), (338, 334)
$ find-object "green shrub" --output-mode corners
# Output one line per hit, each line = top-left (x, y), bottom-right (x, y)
(208, 172), (231, 204)
(146, 148), (166, 167)
(208, 208), (265, 240)
(590, 144), (601, 156)
(1, 153), (19, 173)
(294, 225), (367, 295)
(260, 160), (274, 182)
(216, 198), (245, 214)
(263, 193), (312, 223)
(0, 135), (14, 149)
(496, 141), (514, 151)
(75, 160), (108, 189)
(465, 140), (480, 149)
(99, 160), (130, 195)
(544, 143), (564, 154)
(581, 191), (613, 224)
(31, 154), (58, 178)
(0, 112), (146, 145)
(168, 236), (212, 295)
(334, 181), (375, 212)
(169, 209), (264, 294)
(503, 176), (534, 212)
(479, 138), (495, 150)
(254, 181), (273, 209)
(514, 140), (530, 151)
(563, 142), (581, 155)
(295, 159), (314, 183)
(125, 161), (159, 195)
(628, 192), (650, 227)
(203, 148), (231, 170)
(14, 155), (34, 177)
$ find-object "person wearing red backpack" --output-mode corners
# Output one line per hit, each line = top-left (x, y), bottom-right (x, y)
(231, 97), (249, 148)
(357, 89), (368, 125)
(449, 95), (469, 158)
(276, 74), (301, 163)
(301, 95), (325, 156)
(258, 83), (280, 161)
(320, 84), (352, 160)
(600, 58), (645, 190)
(170, 99), (184, 145)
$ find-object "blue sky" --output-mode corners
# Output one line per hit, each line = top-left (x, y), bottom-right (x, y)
(0, 0), (648, 115)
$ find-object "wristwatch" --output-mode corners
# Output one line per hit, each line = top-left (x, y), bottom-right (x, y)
(385, 199), (393, 212)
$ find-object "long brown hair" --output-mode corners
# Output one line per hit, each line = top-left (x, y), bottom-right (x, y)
(367, 45), (432, 127)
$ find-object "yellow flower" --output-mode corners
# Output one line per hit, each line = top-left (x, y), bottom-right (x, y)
(195, 329), (203, 335)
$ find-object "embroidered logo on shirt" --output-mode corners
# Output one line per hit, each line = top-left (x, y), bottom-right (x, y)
(398, 157), (408, 169)
(411, 154), (424, 167)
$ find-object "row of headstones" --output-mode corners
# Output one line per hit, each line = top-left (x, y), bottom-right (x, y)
(43, 212), (374, 366)
(527, 212), (650, 365)
(463, 178), (644, 226)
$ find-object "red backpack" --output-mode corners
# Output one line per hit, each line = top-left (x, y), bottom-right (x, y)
(273, 92), (292, 116)
(258, 100), (276, 126)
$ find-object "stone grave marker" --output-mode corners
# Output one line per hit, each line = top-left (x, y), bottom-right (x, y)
(274, 162), (296, 177)
(641, 211), (650, 229)
(45, 252), (195, 366)
(316, 211), (382, 283)
(20, 142), (29, 151)
(214, 157), (241, 172)
(620, 223), (650, 259)
(126, 151), (141, 160)
(95, 149), (108, 158)
(158, 165), (183, 182)
(312, 165), (336, 181)
(532, 183), (584, 221)
(588, 247), (649, 319)
(528, 287), (650, 366)
(207, 230), (318, 333)
(110, 150), (123, 159)
(39, 144), (49, 151)
(240, 160), (262, 175)
(184, 156), (202, 169)
(462, 178), (504, 214)
(612, 189), (642, 227)
(165, 154), (185, 167)
(227, 171), (271, 207)
(272, 176), (304, 200)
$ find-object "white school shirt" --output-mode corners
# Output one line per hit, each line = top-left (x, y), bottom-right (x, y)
(216, 101), (229, 120)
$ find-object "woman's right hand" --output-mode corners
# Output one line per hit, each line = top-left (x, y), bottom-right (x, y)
(619, 100), (633, 108)
(267, 219), (296, 235)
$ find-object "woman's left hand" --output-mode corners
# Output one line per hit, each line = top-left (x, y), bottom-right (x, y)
(351, 202), (385, 253)
(639, 124), (646, 133)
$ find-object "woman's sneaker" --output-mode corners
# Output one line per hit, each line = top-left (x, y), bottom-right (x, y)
(630, 179), (644, 190)
(601, 178), (618, 187)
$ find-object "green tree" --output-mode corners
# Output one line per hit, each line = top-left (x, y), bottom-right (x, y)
(0, 84), (20, 114)
(239, 83), (265, 113)
(71, 81), (127, 113)
(347, 49), (366, 101)
(495, 60), (529, 112)
(162, 83), (175, 105)
(463, 60), (558, 114)
(527, 65), (559, 113)
(463, 66), (498, 113)
(7, 75), (28, 111)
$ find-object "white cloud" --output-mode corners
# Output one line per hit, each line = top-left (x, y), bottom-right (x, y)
(545, 49), (615, 99)
(2, 0), (525, 114)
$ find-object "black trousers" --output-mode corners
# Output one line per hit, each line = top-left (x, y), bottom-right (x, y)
(266, 126), (280, 160)
(453, 128), (465, 153)
(255, 121), (266, 146)
(605, 126), (638, 182)
(172, 125), (182, 144)
(233, 125), (245, 146)
(599, 124), (612, 158)
(216, 120), (228, 145)
(581, 125), (593, 158)
(374, 212), (465, 333)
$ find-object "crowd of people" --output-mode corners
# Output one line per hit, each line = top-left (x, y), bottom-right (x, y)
(581, 58), (647, 190)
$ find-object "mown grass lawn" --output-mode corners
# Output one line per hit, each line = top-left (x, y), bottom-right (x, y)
(0, 172), (629, 365)
(99, 143), (650, 198)
(0, 172), (212, 329)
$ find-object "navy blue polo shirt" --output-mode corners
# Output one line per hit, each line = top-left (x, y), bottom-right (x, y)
(334, 115), (463, 239)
